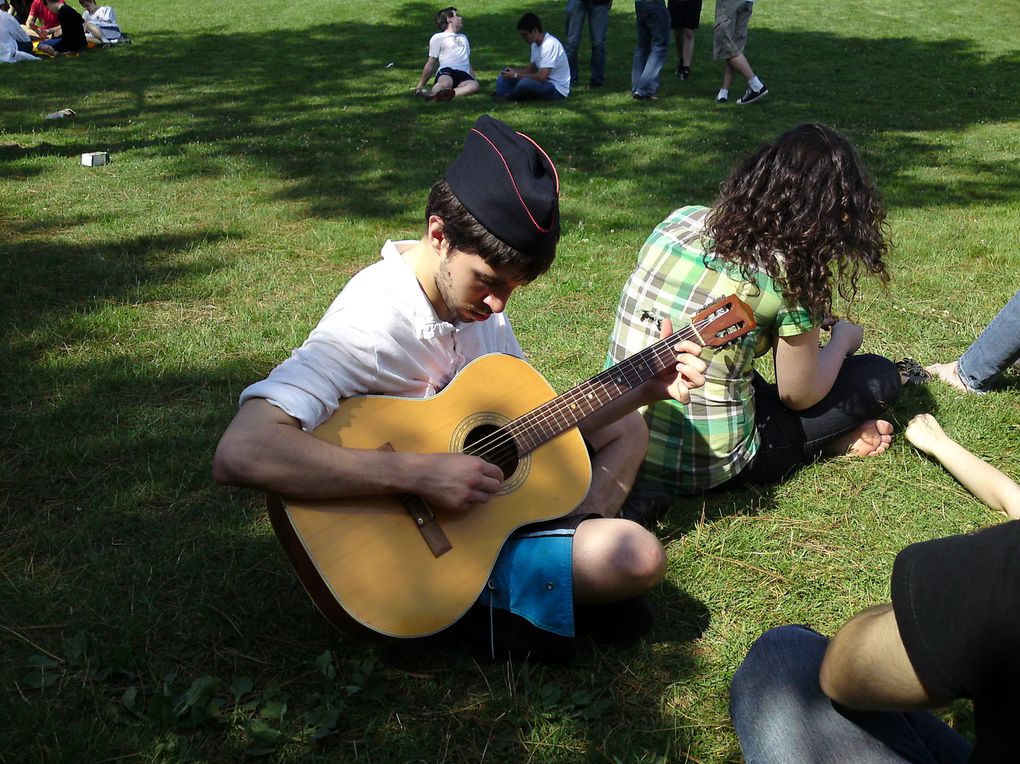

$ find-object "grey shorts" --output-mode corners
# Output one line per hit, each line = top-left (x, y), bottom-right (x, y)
(713, 0), (754, 60)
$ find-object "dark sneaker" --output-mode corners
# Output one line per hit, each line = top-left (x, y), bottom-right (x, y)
(633, 92), (659, 101)
(678, 66), (690, 80)
(432, 88), (455, 102)
(736, 85), (768, 105)
(716, 94), (728, 103)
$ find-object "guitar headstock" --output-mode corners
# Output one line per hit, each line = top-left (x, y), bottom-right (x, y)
(690, 295), (756, 348)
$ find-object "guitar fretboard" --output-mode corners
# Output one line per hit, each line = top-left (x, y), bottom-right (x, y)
(468, 322), (702, 463)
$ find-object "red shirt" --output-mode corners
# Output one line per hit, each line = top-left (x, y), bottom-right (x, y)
(29, 0), (61, 29)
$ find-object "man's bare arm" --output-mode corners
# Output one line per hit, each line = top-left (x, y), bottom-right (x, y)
(819, 604), (947, 711)
(212, 398), (502, 510)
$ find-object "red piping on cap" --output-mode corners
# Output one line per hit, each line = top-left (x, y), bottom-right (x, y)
(469, 127), (558, 234)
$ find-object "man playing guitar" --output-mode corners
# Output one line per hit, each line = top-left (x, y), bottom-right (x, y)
(213, 115), (707, 661)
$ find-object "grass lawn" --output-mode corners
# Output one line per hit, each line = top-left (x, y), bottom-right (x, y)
(2, 0), (1019, 760)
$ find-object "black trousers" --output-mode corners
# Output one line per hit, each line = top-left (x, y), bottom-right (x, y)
(737, 353), (901, 485)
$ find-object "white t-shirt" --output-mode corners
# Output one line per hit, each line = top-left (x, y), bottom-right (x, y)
(530, 33), (570, 97)
(83, 5), (121, 40)
(240, 240), (524, 431)
(427, 30), (471, 73)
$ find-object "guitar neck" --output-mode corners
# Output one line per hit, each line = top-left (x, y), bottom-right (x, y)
(508, 322), (702, 456)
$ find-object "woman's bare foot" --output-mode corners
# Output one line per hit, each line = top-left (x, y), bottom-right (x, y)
(924, 360), (971, 393)
(824, 419), (895, 457)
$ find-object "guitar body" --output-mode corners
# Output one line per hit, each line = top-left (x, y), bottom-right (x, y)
(269, 353), (592, 639)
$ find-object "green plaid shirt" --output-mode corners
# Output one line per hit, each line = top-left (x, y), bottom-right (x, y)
(605, 205), (818, 494)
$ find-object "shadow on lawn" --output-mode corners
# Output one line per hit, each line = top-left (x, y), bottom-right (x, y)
(2, 14), (1019, 227)
(0, 7), (1015, 759)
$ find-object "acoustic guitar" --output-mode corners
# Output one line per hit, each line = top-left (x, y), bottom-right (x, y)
(267, 295), (755, 638)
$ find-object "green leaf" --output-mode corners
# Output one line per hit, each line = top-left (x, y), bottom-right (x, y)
(230, 675), (254, 702)
(258, 699), (287, 723)
(175, 676), (221, 718)
(245, 718), (287, 747)
(27, 655), (61, 669)
(21, 670), (58, 689)
(314, 650), (336, 680)
(62, 632), (88, 667)
(302, 705), (342, 740)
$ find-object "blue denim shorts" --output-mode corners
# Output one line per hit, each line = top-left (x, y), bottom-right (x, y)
(476, 513), (593, 637)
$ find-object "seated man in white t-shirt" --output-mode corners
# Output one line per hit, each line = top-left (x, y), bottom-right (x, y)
(77, 0), (124, 44)
(414, 7), (478, 102)
(494, 12), (571, 101)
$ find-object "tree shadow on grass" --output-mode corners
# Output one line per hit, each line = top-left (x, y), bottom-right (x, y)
(2, 18), (1018, 229)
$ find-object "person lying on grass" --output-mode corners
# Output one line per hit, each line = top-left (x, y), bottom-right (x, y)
(606, 123), (903, 509)
(414, 6), (479, 102)
(905, 413), (1020, 520)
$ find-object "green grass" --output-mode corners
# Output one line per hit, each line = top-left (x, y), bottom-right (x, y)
(2, 0), (1019, 760)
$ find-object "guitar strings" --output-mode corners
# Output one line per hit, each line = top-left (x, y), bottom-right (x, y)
(463, 315), (720, 465)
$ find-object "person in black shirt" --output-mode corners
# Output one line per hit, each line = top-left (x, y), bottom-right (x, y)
(37, 0), (85, 54)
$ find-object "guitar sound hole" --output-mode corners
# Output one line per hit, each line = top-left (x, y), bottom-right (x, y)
(463, 424), (519, 479)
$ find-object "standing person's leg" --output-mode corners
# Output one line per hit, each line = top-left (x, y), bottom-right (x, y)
(739, 354), (900, 485)
(731, 626), (973, 764)
(588, 0), (610, 87)
(564, 0), (587, 86)
(632, 2), (653, 94)
(634, 1), (670, 96)
(930, 289), (1020, 393)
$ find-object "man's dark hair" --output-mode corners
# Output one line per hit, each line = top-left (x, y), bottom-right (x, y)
(516, 12), (543, 34)
(435, 7), (457, 31)
(426, 179), (554, 282)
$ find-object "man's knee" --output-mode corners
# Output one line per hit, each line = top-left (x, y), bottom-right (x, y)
(612, 523), (667, 587)
(574, 519), (666, 592)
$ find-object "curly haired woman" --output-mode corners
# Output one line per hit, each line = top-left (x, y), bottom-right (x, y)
(607, 123), (901, 499)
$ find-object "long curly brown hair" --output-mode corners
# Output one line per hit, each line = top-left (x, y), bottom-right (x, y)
(705, 123), (889, 320)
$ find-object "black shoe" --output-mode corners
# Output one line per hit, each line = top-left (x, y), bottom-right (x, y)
(677, 66), (690, 80)
(619, 482), (672, 530)
(736, 85), (768, 105)
(632, 92), (658, 101)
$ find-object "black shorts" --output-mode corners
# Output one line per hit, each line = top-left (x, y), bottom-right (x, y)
(668, 0), (703, 30)
(435, 67), (475, 87)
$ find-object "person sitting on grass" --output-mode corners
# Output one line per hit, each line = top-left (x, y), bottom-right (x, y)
(36, 0), (86, 54)
(606, 123), (903, 512)
(494, 12), (570, 102)
(212, 114), (708, 663)
(78, 0), (125, 45)
(23, 0), (60, 41)
(414, 7), (478, 102)
(1, 0), (38, 61)
(730, 413), (1020, 762)
(925, 289), (1020, 394)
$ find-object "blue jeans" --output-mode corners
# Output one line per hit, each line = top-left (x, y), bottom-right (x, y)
(495, 75), (566, 101)
(957, 288), (1020, 392)
(730, 626), (973, 763)
(565, 0), (610, 86)
(632, 0), (670, 96)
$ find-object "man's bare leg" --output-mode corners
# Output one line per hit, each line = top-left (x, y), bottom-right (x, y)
(568, 411), (666, 604)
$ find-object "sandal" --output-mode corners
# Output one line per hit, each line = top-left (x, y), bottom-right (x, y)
(897, 357), (931, 385)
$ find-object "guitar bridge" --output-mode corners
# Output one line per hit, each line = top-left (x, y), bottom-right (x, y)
(400, 493), (452, 558)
